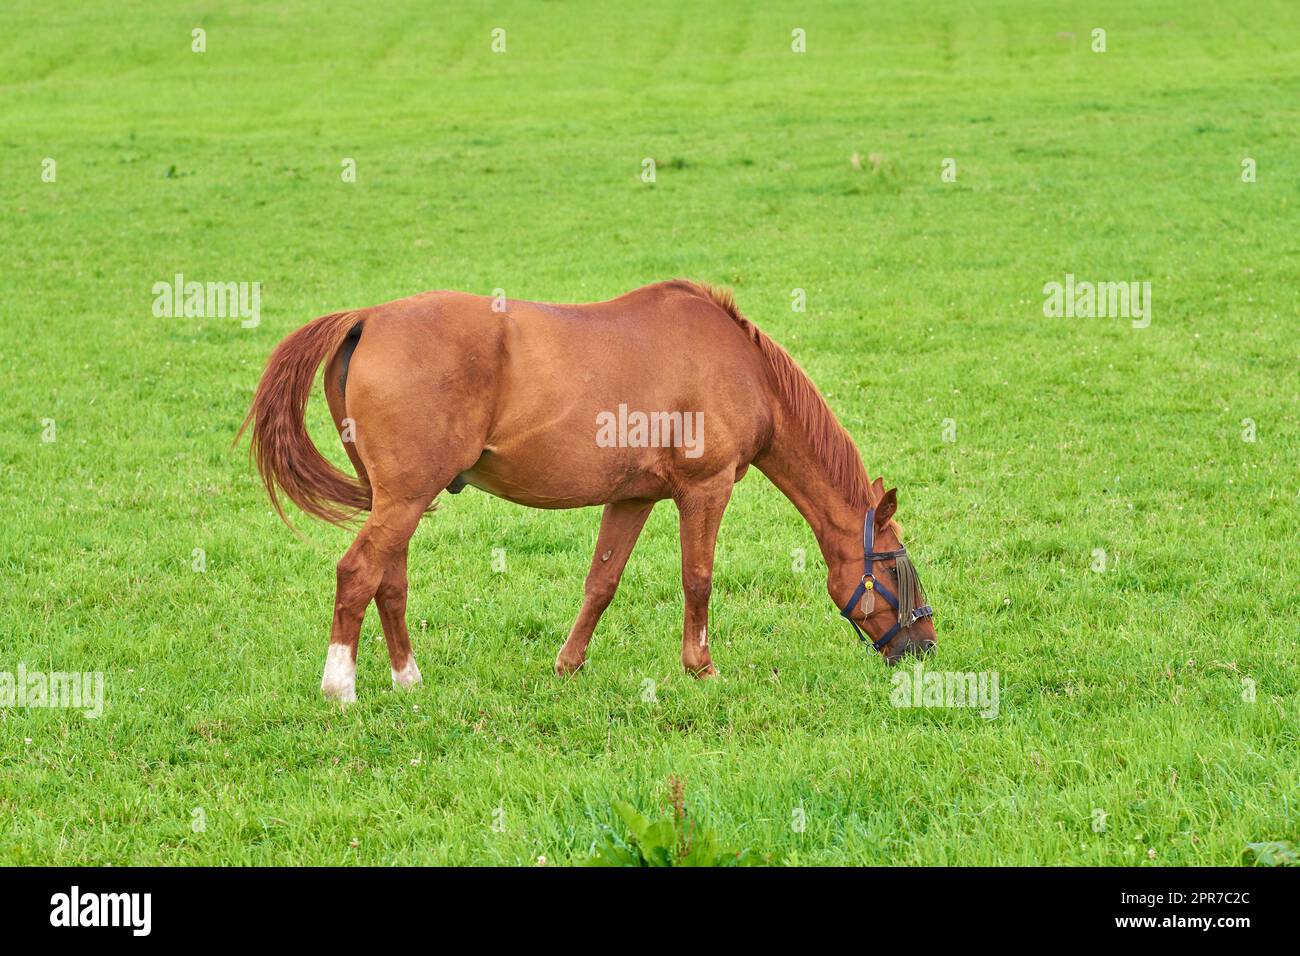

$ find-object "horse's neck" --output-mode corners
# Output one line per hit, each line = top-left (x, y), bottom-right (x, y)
(754, 420), (863, 568)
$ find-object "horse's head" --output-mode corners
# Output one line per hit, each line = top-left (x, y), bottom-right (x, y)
(831, 484), (936, 664)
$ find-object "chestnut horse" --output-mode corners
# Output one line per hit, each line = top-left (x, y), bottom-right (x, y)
(239, 280), (936, 702)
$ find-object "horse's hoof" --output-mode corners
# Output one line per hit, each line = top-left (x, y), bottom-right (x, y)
(391, 658), (423, 689)
(554, 656), (586, 677)
(321, 682), (357, 705)
(321, 643), (357, 703)
(687, 663), (720, 680)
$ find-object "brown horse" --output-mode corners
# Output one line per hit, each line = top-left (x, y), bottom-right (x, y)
(239, 280), (936, 702)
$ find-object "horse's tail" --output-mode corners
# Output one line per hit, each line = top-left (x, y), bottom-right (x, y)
(236, 310), (371, 527)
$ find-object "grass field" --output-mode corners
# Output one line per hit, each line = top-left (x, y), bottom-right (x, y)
(2, 1), (1297, 866)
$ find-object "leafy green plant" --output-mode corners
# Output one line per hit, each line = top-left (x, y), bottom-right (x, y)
(1243, 841), (1299, 867)
(586, 778), (760, 866)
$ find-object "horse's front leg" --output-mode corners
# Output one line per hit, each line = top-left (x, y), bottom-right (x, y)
(555, 499), (655, 675)
(674, 477), (734, 678)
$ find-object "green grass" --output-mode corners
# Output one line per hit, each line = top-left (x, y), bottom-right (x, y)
(1, 0), (1297, 865)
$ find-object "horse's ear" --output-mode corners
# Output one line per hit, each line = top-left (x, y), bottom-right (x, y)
(875, 488), (898, 527)
(870, 476), (885, 498)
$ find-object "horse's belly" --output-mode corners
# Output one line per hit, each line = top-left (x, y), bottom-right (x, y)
(458, 441), (671, 509)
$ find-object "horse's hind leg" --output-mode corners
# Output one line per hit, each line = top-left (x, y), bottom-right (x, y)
(318, 307), (499, 701)
(555, 499), (655, 676)
(376, 543), (420, 688)
(321, 488), (435, 703)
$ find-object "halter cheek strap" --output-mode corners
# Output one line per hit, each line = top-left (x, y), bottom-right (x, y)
(839, 506), (934, 651)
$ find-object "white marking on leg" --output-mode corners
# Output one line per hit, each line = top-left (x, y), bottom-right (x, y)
(321, 643), (357, 703)
(391, 656), (422, 689)
(698, 625), (708, 648)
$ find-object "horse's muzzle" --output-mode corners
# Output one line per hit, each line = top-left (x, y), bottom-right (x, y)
(883, 622), (937, 665)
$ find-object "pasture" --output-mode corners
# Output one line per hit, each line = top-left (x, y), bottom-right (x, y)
(1, 0), (1297, 865)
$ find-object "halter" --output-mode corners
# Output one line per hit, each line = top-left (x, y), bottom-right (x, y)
(839, 506), (934, 651)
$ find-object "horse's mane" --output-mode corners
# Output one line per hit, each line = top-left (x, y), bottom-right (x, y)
(674, 279), (876, 509)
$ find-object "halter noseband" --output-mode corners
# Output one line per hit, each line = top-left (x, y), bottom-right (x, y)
(839, 506), (934, 651)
